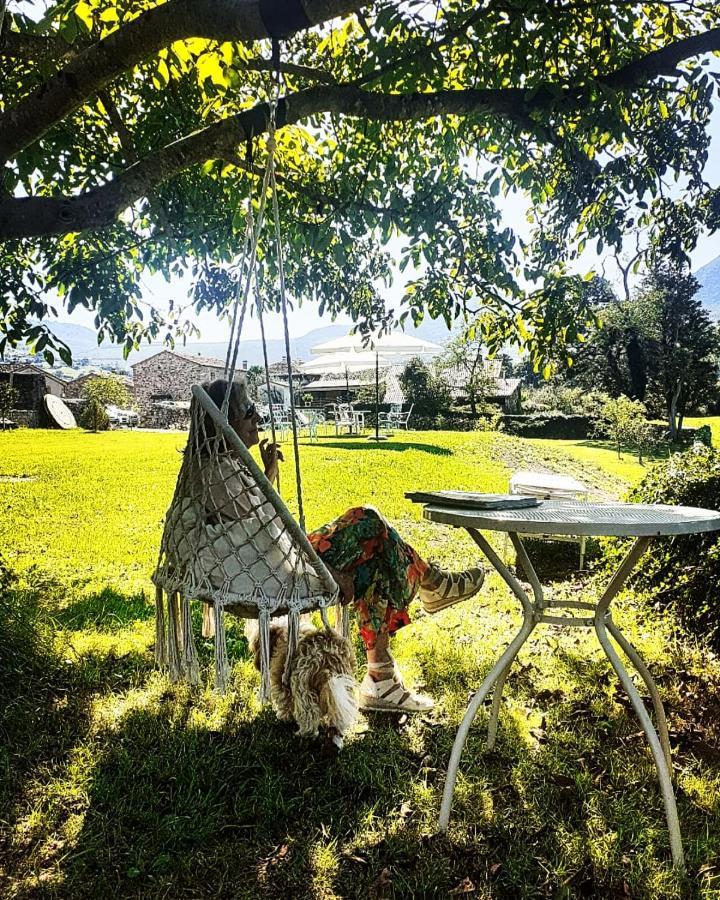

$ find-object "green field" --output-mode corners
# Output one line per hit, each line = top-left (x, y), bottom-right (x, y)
(1, 428), (719, 898)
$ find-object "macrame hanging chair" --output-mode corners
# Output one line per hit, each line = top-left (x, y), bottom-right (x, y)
(153, 81), (348, 699)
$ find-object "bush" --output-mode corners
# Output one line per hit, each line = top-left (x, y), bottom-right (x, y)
(399, 357), (451, 416)
(79, 397), (110, 431)
(499, 413), (591, 438)
(523, 384), (609, 421)
(617, 443), (720, 651)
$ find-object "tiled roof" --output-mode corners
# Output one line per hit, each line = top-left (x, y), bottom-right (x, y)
(131, 349), (229, 369)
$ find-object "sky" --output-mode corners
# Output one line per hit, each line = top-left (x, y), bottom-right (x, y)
(14, 0), (720, 347)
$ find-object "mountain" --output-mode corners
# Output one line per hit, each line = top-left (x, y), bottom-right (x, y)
(43, 318), (454, 370)
(696, 255), (720, 319)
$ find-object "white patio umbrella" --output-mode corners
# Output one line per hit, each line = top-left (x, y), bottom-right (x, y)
(300, 349), (391, 374)
(301, 349), (393, 442)
(310, 330), (441, 361)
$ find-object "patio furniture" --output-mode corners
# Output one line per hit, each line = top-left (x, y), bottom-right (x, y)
(509, 470), (589, 568)
(420, 497), (720, 868)
(333, 403), (364, 436)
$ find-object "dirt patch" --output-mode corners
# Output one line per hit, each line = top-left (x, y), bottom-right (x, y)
(0, 475), (38, 483)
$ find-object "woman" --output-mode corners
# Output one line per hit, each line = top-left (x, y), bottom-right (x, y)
(195, 378), (484, 713)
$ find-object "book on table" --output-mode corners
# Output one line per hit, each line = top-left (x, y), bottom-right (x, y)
(404, 491), (540, 510)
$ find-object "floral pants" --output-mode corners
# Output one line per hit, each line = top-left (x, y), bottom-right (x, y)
(307, 506), (428, 649)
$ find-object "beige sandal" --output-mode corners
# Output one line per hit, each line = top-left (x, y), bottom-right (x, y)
(419, 563), (485, 614)
(359, 661), (434, 713)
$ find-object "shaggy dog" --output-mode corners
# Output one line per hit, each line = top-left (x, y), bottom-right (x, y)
(247, 619), (358, 749)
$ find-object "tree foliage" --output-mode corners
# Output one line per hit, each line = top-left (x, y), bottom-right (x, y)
(80, 373), (132, 430)
(565, 258), (719, 435)
(399, 356), (450, 416)
(436, 329), (497, 414)
(1, 1), (719, 365)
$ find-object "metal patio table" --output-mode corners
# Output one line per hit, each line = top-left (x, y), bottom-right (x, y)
(423, 499), (720, 868)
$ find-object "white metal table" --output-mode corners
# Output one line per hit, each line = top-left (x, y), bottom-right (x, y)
(423, 499), (720, 867)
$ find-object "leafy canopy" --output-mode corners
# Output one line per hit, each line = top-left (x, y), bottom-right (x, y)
(1, 0), (719, 366)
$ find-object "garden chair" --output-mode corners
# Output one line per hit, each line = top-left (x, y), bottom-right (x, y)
(509, 470), (589, 568)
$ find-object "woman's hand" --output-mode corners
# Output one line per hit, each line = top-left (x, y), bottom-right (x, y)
(259, 438), (284, 484)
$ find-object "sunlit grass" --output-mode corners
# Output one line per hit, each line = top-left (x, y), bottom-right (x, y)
(1, 428), (719, 898)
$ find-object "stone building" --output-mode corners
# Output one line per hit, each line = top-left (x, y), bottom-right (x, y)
(0, 363), (68, 427)
(131, 350), (245, 427)
(64, 372), (134, 399)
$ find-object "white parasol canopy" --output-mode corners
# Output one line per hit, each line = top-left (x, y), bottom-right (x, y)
(310, 330), (441, 361)
(301, 349), (393, 374)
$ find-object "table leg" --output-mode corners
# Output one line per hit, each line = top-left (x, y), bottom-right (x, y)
(439, 529), (536, 832)
(606, 619), (672, 770)
(486, 533), (545, 750)
(594, 537), (683, 868)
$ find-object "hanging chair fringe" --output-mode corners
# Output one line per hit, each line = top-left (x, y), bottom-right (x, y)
(258, 603), (273, 702)
(155, 585), (167, 669)
(181, 594), (200, 685)
(214, 602), (230, 693)
(165, 591), (181, 682)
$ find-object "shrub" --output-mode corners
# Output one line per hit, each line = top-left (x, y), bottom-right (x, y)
(79, 397), (110, 431)
(523, 384), (609, 421)
(499, 413), (591, 439)
(399, 357), (451, 416)
(617, 443), (720, 651)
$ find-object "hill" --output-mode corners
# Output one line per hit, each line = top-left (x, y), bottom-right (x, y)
(41, 318), (454, 370)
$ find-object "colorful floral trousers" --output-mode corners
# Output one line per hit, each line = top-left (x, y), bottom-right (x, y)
(307, 506), (428, 649)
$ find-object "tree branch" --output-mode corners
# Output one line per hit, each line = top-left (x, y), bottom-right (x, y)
(0, 0), (367, 163)
(3, 15), (720, 244)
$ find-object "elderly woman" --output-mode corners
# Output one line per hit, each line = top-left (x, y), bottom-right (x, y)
(191, 378), (484, 713)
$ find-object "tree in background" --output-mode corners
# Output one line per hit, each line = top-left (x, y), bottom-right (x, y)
(399, 358), (450, 418)
(639, 261), (719, 440)
(564, 260), (719, 438)
(436, 331), (497, 415)
(81, 375), (133, 432)
(601, 395), (654, 463)
(0, 382), (19, 429)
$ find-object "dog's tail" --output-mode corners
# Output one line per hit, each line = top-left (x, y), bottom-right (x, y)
(322, 674), (359, 738)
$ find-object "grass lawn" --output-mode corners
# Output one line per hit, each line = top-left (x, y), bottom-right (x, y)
(1, 428), (719, 899)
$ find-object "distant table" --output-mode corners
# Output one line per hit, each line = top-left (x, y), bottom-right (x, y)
(423, 499), (720, 868)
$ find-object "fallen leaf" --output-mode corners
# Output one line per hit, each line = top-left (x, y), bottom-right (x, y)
(449, 876), (476, 894)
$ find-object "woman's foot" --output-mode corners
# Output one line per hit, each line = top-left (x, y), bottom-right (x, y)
(359, 660), (434, 713)
(419, 563), (485, 614)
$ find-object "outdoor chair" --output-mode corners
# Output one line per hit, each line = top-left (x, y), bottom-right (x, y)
(334, 403), (356, 435)
(508, 470), (589, 568)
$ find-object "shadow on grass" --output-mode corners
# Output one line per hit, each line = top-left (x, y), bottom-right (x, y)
(307, 439), (453, 456)
(53, 586), (155, 632)
(1, 581), (711, 899)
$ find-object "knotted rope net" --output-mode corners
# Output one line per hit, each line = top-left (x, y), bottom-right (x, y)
(153, 385), (343, 696)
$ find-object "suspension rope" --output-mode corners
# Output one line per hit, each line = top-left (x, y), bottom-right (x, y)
(267, 43), (306, 532)
(256, 271), (280, 492)
(223, 133), (274, 416)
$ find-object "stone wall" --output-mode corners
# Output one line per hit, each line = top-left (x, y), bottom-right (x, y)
(141, 404), (191, 431)
(7, 409), (40, 428)
(132, 352), (234, 409)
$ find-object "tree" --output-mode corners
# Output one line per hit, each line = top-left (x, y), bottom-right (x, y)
(639, 260), (719, 440)
(81, 374), (133, 431)
(0, 381), (19, 429)
(436, 330), (497, 415)
(399, 357), (450, 418)
(601, 395), (654, 464)
(1, 3), (719, 366)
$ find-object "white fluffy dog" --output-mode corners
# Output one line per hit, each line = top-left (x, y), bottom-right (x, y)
(247, 618), (358, 749)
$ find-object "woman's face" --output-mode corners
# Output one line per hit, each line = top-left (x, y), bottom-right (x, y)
(233, 401), (261, 448)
